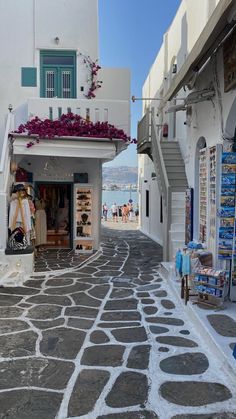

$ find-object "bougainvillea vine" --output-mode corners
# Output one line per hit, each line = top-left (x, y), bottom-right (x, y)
(79, 53), (102, 99)
(13, 113), (137, 148)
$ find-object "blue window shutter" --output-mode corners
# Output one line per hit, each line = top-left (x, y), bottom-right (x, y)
(21, 67), (37, 87)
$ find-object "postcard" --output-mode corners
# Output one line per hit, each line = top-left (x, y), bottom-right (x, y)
(222, 153), (236, 164)
(221, 187), (236, 196)
(221, 174), (236, 185)
(221, 196), (235, 207)
(222, 164), (236, 174)
(220, 218), (235, 227)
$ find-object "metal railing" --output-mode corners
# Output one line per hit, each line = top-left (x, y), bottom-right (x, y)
(137, 111), (150, 150)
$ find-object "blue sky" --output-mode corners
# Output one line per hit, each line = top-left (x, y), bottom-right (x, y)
(99, 0), (181, 167)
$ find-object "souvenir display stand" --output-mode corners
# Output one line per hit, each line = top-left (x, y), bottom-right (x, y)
(74, 184), (93, 253)
(217, 148), (236, 301)
(199, 148), (208, 243)
(192, 267), (229, 308)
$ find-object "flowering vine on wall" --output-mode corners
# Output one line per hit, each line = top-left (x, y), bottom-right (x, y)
(12, 113), (137, 148)
(79, 53), (102, 99)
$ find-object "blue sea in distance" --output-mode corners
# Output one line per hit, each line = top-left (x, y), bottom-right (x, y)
(102, 190), (138, 213)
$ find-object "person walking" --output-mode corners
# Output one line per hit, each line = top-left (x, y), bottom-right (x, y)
(102, 203), (108, 221)
(122, 204), (129, 223)
(111, 202), (118, 222)
(127, 201), (134, 221)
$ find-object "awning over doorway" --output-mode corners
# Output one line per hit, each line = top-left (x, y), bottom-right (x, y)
(12, 136), (127, 162)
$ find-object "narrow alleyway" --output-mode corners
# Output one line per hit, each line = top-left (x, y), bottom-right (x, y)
(0, 227), (235, 419)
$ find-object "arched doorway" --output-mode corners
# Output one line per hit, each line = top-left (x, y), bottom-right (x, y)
(193, 137), (207, 241)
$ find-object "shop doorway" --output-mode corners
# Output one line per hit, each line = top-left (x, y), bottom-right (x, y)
(35, 182), (73, 248)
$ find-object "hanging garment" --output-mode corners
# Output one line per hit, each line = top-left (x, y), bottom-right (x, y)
(175, 249), (183, 276)
(35, 199), (47, 246)
(9, 198), (31, 233)
(182, 252), (191, 275)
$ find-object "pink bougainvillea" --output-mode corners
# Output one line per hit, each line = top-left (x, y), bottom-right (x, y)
(13, 113), (137, 148)
(79, 53), (102, 99)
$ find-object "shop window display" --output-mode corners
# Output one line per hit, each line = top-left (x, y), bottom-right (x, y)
(74, 185), (93, 253)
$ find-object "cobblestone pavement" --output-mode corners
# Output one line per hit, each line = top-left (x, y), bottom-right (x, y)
(34, 249), (91, 272)
(0, 227), (235, 419)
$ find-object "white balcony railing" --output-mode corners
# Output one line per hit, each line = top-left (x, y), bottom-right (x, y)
(14, 98), (130, 138)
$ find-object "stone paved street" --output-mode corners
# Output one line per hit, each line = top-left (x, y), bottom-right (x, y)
(0, 226), (235, 419)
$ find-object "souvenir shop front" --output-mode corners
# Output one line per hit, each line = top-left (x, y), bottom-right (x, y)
(6, 135), (123, 274)
(178, 139), (236, 306)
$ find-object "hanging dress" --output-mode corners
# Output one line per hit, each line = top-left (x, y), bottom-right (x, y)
(35, 199), (47, 246)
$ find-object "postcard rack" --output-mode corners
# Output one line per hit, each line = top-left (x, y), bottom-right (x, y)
(192, 267), (228, 307)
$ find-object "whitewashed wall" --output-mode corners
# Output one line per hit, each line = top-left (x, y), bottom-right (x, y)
(0, 0), (98, 141)
(139, 0), (233, 247)
(138, 154), (163, 245)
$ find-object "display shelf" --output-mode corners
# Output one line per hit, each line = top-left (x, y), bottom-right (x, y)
(199, 148), (207, 243)
(193, 280), (224, 289)
(192, 268), (228, 306)
(74, 184), (93, 254)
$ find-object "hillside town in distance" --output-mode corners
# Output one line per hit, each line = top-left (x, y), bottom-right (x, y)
(102, 165), (138, 190)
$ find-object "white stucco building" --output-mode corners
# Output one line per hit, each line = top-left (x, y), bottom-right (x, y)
(0, 0), (130, 280)
(138, 0), (236, 298)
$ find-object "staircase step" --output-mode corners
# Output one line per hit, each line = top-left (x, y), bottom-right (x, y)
(169, 180), (188, 188)
(171, 223), (185, 231)
(170, 230), (185, 240)
(172, 206), (185, 215)
(172, 200), (185, 208)
(168, 172), (187, 180)
(172, 192), (185, 200)
(166, 166), (186, 173)
(162, 154), (184, 161)
(172, 214), (185, 224)
(160, 141), (180, 150)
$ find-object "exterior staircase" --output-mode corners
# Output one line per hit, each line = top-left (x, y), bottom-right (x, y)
(161, 141), (188, 191)
(160, 142), (187, 259)
(137, 109), (188, 261)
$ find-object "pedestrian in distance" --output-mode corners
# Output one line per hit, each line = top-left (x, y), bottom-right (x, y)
(102, 203), (108, 221)
(111, 202), (118, 222)
(122, 204), (129, 223)
(135, 204), (139, 221)
(127, 201), (134, 221)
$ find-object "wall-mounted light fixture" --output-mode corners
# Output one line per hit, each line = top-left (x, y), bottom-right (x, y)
(54, 37), (60, 45)
(172, 64), (177, 74)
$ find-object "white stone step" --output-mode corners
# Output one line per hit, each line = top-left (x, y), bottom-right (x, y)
(172, 192), (185, 200)
(172, 214), (185, 224)
(172, 200), (185, 208)
(171, 223), (185, 232)
(172, 207), (185, 215)
(169, 230), (185, 240)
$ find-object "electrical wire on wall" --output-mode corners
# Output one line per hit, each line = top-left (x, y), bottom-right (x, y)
(212, 51), (224, 138)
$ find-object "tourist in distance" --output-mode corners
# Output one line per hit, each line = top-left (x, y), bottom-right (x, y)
(111, 202), (118, 222)
(127, 201), (134, 221)
(102, 203), (108, 221)
(122, 204), (129, 223)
